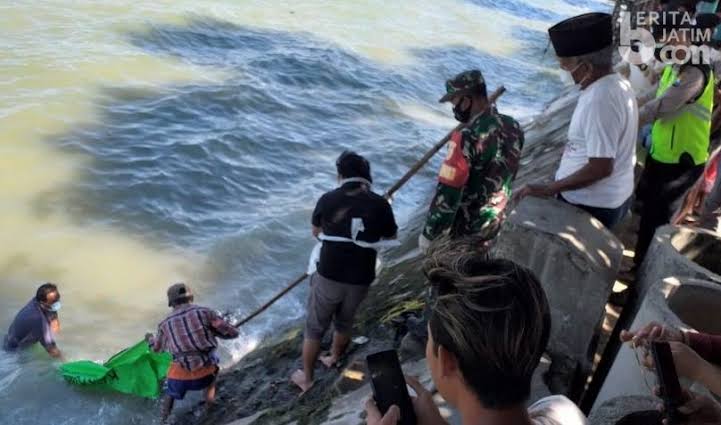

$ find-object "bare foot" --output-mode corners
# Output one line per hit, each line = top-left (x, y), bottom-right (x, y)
(290, 369), (313, 393)
(320, 353), (339, 368)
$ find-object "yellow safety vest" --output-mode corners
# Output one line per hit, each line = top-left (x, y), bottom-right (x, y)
(650, 65), (714, 165)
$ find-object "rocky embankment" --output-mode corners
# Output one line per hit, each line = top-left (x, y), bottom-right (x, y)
(176, 87), (623, 425)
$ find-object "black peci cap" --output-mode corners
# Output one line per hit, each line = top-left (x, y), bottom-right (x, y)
(548, 13), (613, 58)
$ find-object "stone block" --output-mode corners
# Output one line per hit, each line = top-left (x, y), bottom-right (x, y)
(492, 197), (623, 371)
(637, 225), (721, 301)
(593, 278), (721, 409)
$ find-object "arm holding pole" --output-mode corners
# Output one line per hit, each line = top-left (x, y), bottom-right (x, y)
(236, 86), (507, 328)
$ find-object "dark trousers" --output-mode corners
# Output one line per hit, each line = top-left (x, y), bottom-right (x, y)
(558, 195), (632, 231)
(634, 156), (705, 268)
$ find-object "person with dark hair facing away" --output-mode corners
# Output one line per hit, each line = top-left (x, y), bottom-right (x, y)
(146, 283), (239, 423)
(3, 283), (63, 359)
(419, 69), (524, 254)
(366, 253), (587, 425)
(291, 151), (398, 393)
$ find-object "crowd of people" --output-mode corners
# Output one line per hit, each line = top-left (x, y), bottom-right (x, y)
(4, 1), (721, 424)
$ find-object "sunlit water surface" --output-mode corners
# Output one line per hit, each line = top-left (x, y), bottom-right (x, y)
(0, 0), (610, 423)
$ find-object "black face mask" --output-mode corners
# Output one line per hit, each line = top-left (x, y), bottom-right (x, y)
(452, 96), (472, 123)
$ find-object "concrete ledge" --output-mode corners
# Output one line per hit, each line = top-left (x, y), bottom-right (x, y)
(492, 197), (623, 372)
(594, 278), (721, 409)
(589, 396), (660, 425)
(638, 225), (721, 300)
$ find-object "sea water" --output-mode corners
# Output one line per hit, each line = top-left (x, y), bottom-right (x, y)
(0, 0), (610, 423)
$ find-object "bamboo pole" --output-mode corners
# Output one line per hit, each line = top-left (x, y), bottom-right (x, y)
(235, 86), (506, 328)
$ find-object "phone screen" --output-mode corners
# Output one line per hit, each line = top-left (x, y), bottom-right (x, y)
(652, 342), (685, 423)
(366, 350), (417, 425)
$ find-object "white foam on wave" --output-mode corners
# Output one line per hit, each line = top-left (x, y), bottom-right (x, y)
(204, 0), (552, 65)
(0, 353), (21, 393)
(0, 1), (597, 422)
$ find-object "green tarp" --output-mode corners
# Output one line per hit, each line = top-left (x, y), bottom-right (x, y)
(60, 340), (172, 398)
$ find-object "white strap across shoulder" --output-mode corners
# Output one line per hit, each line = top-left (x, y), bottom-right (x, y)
(318, 217), (400, 249)
(338, 177), (373, 187)
(318, 233), (401, 249)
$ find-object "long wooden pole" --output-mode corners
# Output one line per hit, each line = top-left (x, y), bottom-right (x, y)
(234, 272), (310, 327)
(235, 86), (507, 328)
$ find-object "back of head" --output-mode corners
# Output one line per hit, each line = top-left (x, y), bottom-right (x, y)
(336, 150), (372, 184)
(36, 282), (58, 303)
(167, 283), (194, 307)
(424, 250), (551, 408)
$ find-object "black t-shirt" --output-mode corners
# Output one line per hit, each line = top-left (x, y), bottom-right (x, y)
(312, 182), (398, 286)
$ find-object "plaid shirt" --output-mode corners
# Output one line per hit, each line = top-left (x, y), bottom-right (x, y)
(151, 304), (238, 371)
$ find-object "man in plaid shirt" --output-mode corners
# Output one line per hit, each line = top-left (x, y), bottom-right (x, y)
(147, 283), (239, 423)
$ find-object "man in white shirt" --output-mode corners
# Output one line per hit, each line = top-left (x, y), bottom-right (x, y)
(365, 253), (587, 425)
(516, 13), (639, 231)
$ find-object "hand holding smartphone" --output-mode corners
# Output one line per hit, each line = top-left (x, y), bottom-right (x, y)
(651, 341), (686, 424)
(367, 350), (417, 425)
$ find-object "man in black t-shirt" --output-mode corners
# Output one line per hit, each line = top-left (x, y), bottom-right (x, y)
(291, 151), (398, 393)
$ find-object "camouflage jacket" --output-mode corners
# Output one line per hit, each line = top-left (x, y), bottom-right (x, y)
(422, 111), (524, 242)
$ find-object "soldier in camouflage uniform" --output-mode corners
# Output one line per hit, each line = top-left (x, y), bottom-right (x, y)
(418, 69), (525, 253)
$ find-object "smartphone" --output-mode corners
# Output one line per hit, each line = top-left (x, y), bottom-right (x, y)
(366, 350), (417, 425)
(651, 341), (685, 424)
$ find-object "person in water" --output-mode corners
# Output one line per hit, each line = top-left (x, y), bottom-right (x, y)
(146, 283), (239, 423)
(291, 151), (398, 393)
(419, 69), (524, 255)
(3, 283), (63, 359)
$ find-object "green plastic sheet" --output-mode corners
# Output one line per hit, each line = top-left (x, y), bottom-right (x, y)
(60, 340), (172, 398)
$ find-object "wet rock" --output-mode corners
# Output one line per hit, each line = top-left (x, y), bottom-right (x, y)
(226, 410), (268, 425)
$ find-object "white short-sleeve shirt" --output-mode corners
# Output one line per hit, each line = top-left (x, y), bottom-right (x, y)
(529, 395), (588, 425)
(555, 73), (639, 209)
